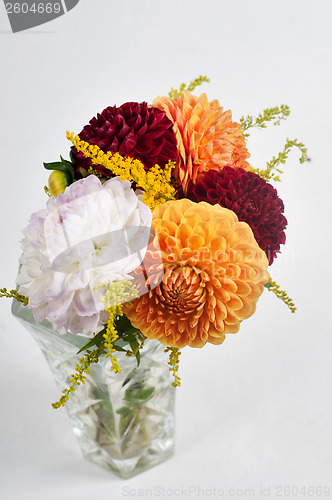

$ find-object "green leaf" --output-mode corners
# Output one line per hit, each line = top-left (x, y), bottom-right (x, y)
(112, 344), (127, 353)
(128, 335), (137, 349)
(96, 400), (115, 419)
(43, 161), (67, 171)
(116, 407), (131, 415)
(124, 385), (154, 402)
(264, 281), (272, 289)
(60, 156), (75, 180)
(141, 387), (154, 400)
(135, 349), (141, 367)
(115, 315), (138, 335)
(76, 329), (105, 355)
(120, 333), (136, 344)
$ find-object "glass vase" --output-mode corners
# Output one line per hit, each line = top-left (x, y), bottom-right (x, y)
(12, 299), (176, 478)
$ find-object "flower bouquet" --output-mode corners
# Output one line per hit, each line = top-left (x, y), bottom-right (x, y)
(2, 76), (307, 478)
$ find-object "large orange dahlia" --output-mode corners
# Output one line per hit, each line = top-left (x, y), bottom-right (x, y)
(153, 91), (251, 194)
(124, 199), (269, 348)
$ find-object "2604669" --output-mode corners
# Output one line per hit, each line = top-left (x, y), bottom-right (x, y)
(5, 3), (62, 15)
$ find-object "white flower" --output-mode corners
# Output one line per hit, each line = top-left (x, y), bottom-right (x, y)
(17, 175), (152, 335)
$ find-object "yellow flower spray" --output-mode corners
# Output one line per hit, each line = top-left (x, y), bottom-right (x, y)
(95, 280), (139, 374)
(66, 132), (175, 210)
(52, 280), (139, 409)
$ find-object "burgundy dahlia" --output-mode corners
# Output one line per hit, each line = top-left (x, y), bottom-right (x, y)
(72, 102), (178, 177)
(187, 167), (287, 264)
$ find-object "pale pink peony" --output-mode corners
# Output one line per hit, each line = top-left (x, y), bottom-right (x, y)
(17, 176), (152, 335)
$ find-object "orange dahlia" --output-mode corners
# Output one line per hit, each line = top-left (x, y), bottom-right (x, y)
(153, 91), (251, 194)
(124, 199), (269, 348)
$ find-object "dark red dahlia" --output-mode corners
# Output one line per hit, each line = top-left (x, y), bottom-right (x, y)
(72, 102), (178, 177)
(187, 167), (287, 264)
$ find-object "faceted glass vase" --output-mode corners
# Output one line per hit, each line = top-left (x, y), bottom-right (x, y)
(12, 300), (176, 478)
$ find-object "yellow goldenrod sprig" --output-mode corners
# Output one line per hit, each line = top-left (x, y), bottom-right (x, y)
(0, 288), (28, 306)
(66, 132), (175, 210)
(240, 105), (291, 138)
(53, 281), (139, 409)
(103, 311), (121, 373)
(44, 185), (53, 197)
(94, 280), (139, 373)
(251, 138), (308, 182)
(87, 167), (104, 179)
(265, 279), (296, 313)
(168, 75), (210, 99)
(164, 346), (181, 387)
(52, 346), (103, 409)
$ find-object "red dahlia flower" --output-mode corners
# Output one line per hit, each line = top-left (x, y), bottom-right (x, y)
(187, 167), (287, 264)
(72, 102), (178, 177)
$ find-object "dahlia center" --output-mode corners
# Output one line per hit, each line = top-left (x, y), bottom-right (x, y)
(160, 265), (204, 315)
(249, 198), (258, 211)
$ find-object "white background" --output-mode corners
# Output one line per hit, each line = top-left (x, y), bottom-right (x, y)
(0, 1), (331, 499)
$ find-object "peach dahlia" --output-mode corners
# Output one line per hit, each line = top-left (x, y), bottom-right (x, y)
(153, 91), (251, 194)
(124, 199), (269, 348)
